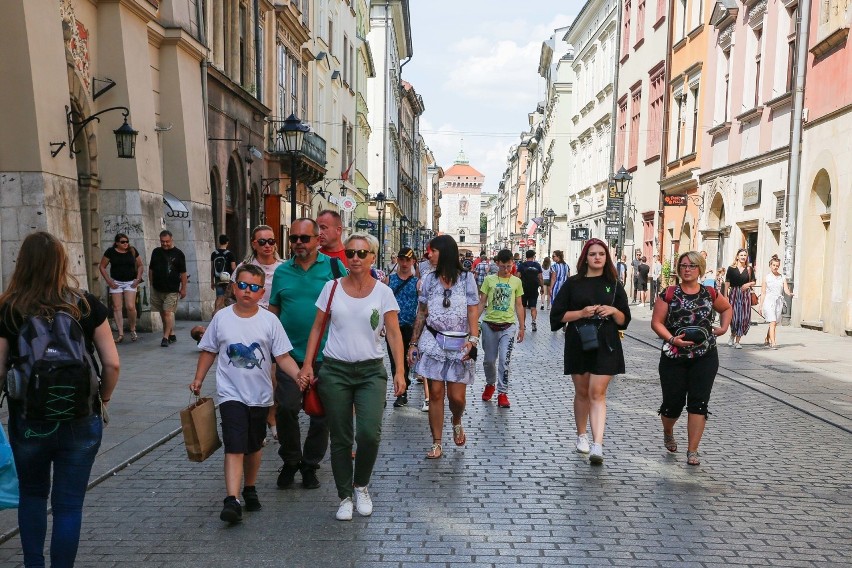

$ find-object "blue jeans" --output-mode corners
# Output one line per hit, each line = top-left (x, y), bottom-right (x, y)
(8, 412), (102, 568)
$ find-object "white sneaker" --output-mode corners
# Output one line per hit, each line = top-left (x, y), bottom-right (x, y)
(336, 497), (353, 521)
(734, 343), (743, 349)
(589, 443), (604, 464)
(727, 337), (735, 347)
(353, 485), (373, 516)
(421, 399), (429, 412)
(575, 434), (590, 454)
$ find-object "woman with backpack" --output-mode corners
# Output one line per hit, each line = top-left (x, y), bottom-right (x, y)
(651, 251), (731, 466)
(98, 232), (144, 342)
(0, 231), (120, 567)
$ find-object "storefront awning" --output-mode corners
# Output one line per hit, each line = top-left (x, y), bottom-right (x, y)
(163, 191), (189, 218)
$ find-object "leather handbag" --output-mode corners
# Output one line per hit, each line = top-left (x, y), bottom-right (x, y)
(302, 279), (339, 418)
(750, 291), (760, 306)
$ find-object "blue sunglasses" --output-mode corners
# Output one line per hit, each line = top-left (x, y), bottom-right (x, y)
(235, 281), (263, 292)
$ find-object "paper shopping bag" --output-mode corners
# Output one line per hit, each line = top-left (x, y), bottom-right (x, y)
(180, 397), (222, 462)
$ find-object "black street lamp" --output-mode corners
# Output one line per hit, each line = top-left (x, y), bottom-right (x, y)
(612, 166), (633, 255)
(543, 207), (556, 256)
(278, 114), (310, 223)
(53, 105), (139, 159)
(401, 215), (409, 247)
(375, 192), (387, 267)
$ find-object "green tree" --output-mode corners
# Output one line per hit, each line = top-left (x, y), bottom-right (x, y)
(480, 212), (487, 234)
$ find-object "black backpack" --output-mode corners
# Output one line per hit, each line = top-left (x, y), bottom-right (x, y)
(4, 312), (100, 421)
(212, 250), (230, 283)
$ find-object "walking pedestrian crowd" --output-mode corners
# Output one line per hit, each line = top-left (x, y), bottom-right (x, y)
(5, 218), (774, 566)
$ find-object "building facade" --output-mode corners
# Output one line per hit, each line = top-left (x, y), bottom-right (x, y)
(1, 0), (210, 324)
(537, 26), (575, 258)
(614, 0), (668, 263)
(438, 149), (484, 255)
(565, 0), (617, 265)
(793, 0), (851, 335)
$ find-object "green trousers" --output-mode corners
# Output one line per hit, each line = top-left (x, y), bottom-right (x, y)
(316, 357), (387, 499)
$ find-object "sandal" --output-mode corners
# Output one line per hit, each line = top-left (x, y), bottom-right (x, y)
(452, 423), (466, 447)
(115, 335), (124, 344)
(686, 451), (701, 466)
(130, 330), (138, 342)
(426, 443), (443, 459)
(664, 433), (677, 453)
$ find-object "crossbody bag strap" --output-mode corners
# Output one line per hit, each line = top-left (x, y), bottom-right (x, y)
(309, 279), (339, 369)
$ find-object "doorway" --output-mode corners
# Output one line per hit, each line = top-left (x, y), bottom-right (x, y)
(746, 231), (758, 269)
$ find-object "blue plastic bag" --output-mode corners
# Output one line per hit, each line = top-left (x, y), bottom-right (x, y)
(0, 422), (19, 509)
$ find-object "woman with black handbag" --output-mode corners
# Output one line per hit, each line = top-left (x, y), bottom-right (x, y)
(651, 251), (732, 466)
(550, 239), (630, 465)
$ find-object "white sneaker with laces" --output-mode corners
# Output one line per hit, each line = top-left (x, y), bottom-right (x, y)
(336, 497), (353, 521)
(734, 343), (743, 349)
(575, 434), (590, 454)
(421, 399), (429, 412)
(589, 443), (604, 464)
(353, 485), (373, 516)
(727, 337), (735, 347)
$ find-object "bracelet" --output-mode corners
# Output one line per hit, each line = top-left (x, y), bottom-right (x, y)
(468, 336), (479, 345)
(666, 336), (675, 345)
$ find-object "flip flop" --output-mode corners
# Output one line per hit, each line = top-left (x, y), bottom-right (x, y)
(426, 443), (443, 459)
(664, 433), (677, 453)
(452, 423), (466, 446)
(115, 335), (124, 344)
(130, 330), (138, 342)
(686, 451), (701, 466)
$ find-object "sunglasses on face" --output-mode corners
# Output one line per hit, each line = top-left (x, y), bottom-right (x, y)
(442, 288), (451, 308)
(679, 263), (699, 270)
(345, 249), (371, 259)
(255, 238), (276, 246)
(235, 281), (263, 292)
(288, 234), (314, 244)
(117, 240), (129, 244)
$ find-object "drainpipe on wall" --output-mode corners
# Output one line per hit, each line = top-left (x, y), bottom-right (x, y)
(253, 0), (261, 103)
(609, 0), (623, 255)
(398, 55), (411, 238)
(782, 0), (812, 324)
(657, 0), (675, 276)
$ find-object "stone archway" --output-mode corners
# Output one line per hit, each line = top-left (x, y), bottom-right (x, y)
(226, 155), (244, 256)
(66, 63), (102, 293)
(800, 169), (833, 325)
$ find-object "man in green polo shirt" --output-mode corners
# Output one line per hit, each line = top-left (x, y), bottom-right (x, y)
(269, 217), (345, 490)
(476, 249), (525, 409)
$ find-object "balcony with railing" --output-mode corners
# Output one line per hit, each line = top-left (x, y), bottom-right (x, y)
(266, 117), (327, 185)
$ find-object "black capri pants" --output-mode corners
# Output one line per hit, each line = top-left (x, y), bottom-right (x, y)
(658, 348), (719, 419)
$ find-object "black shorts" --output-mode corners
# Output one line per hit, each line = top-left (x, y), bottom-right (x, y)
(658, 349), (719, 418)
(219, 400), (269, 454)
(637, 281), (648, 291)
(521, 288), (539, 308)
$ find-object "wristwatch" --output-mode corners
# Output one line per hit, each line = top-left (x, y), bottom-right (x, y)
(468, 336), (479, 345)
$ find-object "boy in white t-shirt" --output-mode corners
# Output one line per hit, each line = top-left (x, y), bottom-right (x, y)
(190, 264), (301, 524)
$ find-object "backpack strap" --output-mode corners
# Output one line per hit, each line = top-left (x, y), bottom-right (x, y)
(704, 285), (718, 302)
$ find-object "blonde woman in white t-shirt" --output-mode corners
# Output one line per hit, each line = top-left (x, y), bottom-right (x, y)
(301, 233), (406, 522)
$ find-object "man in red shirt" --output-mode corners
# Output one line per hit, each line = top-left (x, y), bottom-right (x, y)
(317, 210), (348, 267)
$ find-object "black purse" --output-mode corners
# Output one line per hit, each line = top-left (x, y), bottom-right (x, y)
(575, 318), (603, 351)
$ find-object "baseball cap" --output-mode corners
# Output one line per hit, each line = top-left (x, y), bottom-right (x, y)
(396, 247), (415, 259)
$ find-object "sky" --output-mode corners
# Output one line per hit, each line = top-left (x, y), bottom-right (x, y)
(405, 0), (586, 194)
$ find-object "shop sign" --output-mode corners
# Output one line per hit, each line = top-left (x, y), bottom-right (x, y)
(742, 180), (761, 207)
(605, 225), (621, 238)
(571, 227), (590, 241)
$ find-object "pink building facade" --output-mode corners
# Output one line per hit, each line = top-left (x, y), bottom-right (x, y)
(793, 0), (852, 335)
(697, 0), (798, 277)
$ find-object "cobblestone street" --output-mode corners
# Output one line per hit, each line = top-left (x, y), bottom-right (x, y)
(1, 316), (850, 567)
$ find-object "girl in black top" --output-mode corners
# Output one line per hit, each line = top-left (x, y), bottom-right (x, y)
(550, 239), (630, 465)
(651, 251), (731, 465)
(0, 231), (120, 567)
(724, 248), (757, 348)
(98, 233), (143, 342)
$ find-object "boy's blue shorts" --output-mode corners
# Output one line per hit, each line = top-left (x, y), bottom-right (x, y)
(219, 400), (268, 454)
